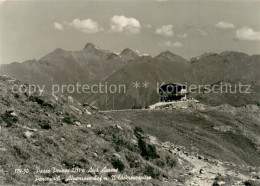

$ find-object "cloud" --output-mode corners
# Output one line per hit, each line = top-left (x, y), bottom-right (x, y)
(215, 21), (235, 29)
(53, 22), (64, 31)
(146, 24), (152, 29)
(162, 41), (183, 48)
(177, 33), (188, 39)
(155, 25), (174, 37)
(110, 15), (141, 33)
(235, 26), (260, 41)
(197, 29), (208, 36)
(172, 42), (183, 47)
(66, 19), (102, 33)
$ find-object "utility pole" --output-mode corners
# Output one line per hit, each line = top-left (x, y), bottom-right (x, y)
(106, 94), (108, 110)
(112, 96), (114, 110)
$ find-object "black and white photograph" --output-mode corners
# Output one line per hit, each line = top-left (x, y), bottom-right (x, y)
(0, 0), (260, 185)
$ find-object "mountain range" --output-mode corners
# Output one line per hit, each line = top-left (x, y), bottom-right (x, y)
(0, 43), (139, 86)
(1, 43), (259, 110)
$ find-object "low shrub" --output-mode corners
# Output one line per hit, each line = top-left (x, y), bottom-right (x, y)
(132, 105), (142, 109)
(1, 113), (18, 127)
(29, 96), (54, 109)
(63, 116), (73, 124)
(244, 180), (254, 186)
(166, 156), (176, 167)
(111, 159), (125, 172)
(125, 155), (140, 168)
(13, 146), (30, 160)
(134, 126), (160, 160)
(39, 121), (51, 129)
(156, 160), (165, 167)
(138, 138), (160, 160)
(143, 165), (159, 179)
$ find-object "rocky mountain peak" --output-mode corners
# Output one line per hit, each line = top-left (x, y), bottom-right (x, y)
(220, 51), (248, 57)
(119, 48), (140, 61)
(84, 42), (100, 50)
(53, 48), (66, 53)
(83, 43), (105, 56)
(219, 51), (249, 61)
(190, 52), (218, 63)
(39, 48), (67, 61)
(155, 51), (188, 63)
(46, 48), (66, 56)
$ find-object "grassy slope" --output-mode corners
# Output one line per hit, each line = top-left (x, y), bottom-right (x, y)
(0, 76), (187, 185)
(1, 76), (260, 185)
(109, 107), (260, 167)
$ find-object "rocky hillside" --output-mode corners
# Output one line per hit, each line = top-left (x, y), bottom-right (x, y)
(0, 75), (188, 185)
(191, 51), (260, 85)
(84, 50), (193, 110)
(86, 51), (260, 110)
(1, 75), (259, 185)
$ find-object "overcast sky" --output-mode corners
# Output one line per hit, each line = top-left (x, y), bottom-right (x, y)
(0, 0), (260, 64)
